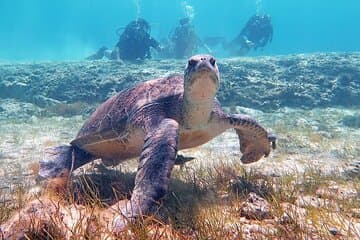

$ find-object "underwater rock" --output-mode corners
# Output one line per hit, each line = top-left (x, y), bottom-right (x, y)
(0, 53), (359, 111)
(315, 182), (358, 200)
(0, 99), (43, 120)
(240, 223), (277, 239)
(341, 115), (360, 128)
(279, 203), (307, 226)
(0, 198), (115, 239)
(32, 95), (62, 108)
(350, 208), (360, 218)
(239, 192), (273, 220)
(295, 195), (340, 211)
(0, 78), (29, 99)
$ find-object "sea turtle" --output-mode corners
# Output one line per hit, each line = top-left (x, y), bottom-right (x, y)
(39, 54), (276, 232)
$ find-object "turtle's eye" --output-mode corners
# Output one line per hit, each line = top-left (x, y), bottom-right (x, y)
(188, 59), (198, 67)
(209, 57), (216, 66)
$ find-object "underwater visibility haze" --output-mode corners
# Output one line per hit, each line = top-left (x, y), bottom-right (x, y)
(0, 0), (360, 239)
(0, 0), (359, 60)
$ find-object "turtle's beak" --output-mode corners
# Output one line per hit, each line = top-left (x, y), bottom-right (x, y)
(185, 55), (220, 87)
(189, 68), (219, 86)
(184, 55), (220, 102)
(193, 63), (219, 86)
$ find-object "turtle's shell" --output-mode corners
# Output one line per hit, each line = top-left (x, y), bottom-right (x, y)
(70, 74), (184, 161)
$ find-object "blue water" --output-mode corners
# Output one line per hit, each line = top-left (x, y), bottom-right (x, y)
(0, 0), (359, 61)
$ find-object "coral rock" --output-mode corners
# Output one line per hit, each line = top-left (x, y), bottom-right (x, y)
(240, 192), (273, 220)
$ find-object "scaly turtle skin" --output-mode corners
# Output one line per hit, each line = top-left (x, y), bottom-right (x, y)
(39, 54), (276, 232)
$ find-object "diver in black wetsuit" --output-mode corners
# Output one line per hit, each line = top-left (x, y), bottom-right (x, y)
(228, 14), (273, 55)
(114, 18), (160, 61)
(86, 18), (160, 61)
(162, 17), (210, 59)
(172, 17), (200, 58)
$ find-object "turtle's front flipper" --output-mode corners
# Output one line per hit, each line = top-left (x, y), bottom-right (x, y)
(228, 114), (276, 164)
(39, 145), (73, 180)
(39, 145), (94, 179)
(113, 118), (179, 232)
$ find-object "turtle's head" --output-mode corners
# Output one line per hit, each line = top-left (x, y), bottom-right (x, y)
(184, 54), (220, 102)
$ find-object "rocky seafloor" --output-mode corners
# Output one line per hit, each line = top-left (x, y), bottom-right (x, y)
(0, 53), (360, 238)
(0, 52), (359, 111)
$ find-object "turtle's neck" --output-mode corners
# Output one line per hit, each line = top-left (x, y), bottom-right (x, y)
(182, 93), (214, 129)
(180, 54), (220, 129)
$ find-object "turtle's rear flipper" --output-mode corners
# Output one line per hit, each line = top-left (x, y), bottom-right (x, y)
(175, 154), (195, 165)
(38, 145), (94, 180)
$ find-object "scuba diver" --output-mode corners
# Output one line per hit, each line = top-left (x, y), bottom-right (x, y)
(162, 17), (210, 59)
(115, 18), (161, 60)
(86, 18), (161, 61)
(227, 14), (273, 55)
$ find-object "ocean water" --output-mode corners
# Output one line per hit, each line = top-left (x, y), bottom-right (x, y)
(0, 0), (359, 61)
(1, 1), (360, 238)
